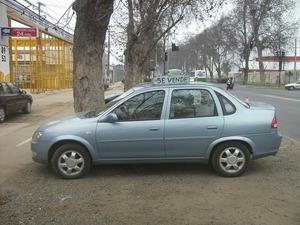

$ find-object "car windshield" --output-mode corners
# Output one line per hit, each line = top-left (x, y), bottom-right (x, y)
(96, 87), (142, 115)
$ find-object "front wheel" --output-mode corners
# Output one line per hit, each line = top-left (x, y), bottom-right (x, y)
(23, 101), (32, 114)
(289, 86), (295, 90)
(0, 107), (6, 123)
(211, 142), (250, 177)
(51, 144), (91, 179)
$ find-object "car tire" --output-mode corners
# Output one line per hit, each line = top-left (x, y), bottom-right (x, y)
(290, 86), (295, 90)
(0, 107), (6, 123)
(211, 142), (250, 177)
(23, 101), (32, 114)
(51, 143), (91, 179)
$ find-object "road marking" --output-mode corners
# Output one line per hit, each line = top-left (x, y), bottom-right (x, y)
(16, 138), (32, 147)
(284, 135), (300, 146)
(262, 94), (300, 102)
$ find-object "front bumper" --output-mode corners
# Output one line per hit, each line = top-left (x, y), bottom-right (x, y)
(31, 140), (50, 164)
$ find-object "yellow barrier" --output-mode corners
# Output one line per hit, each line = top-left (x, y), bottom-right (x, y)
(8, 29), (73, 93)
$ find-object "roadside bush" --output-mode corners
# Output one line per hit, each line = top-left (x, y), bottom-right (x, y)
(194, 77), (207, 82)
(217, 77), (228, 83)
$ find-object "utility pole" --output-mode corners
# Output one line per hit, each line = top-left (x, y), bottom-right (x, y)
(294, 38), (297, 81)
(107, 26), (111, 84)
(37, 2), (44, 18)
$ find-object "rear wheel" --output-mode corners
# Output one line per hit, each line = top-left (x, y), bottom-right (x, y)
(211, 142), (250, 177)
(51, 144), (91, 179)
(0, 107), (6, 123)
(23, 101), (32, 114)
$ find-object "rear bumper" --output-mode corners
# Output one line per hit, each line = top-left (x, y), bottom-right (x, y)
(251, 132), (282, 159)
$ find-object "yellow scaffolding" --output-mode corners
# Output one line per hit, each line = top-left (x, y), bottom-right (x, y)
(8, 29), (73, 93)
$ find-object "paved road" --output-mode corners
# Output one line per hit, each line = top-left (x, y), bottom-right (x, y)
(225, 85), (300, 142)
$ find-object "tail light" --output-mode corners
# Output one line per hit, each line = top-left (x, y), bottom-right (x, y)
(271, 117), (278, 128)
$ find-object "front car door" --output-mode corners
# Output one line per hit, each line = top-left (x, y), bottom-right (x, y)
(96, 89), (167, 159)
(295, 81), (300, 89)
(164, 88), (223, 158)
(0, 83), (18, 113)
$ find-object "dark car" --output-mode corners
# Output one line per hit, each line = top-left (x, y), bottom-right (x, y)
(0, 82), (33, 123)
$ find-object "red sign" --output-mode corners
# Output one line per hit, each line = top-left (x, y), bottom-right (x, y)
(10, 28), (37, 37)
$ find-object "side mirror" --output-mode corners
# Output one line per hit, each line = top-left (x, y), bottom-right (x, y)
(20, 90), (26, 94)
(101, 112), (118, 123)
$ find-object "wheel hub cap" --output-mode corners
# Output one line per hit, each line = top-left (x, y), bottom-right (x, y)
(228, 156), (237, 164)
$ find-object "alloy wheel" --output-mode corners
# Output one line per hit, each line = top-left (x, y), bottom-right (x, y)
(219, 147), (245, 174)
(0, 108), (5, 122)
(58, 151), (85, 176)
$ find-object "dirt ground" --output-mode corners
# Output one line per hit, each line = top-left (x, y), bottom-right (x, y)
(0, 85), (300, 225)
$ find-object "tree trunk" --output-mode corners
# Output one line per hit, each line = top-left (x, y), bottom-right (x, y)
(257, 45), (265, 84)
(73, 0), (114, 112)
(124, 49), (144, 90)
(243, 54), (250, 85)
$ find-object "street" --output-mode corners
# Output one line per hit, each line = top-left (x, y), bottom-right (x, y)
(0, 84), (300, 225)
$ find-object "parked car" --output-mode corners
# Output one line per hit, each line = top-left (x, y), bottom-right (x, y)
(0, 82), (33, 123)
(31, 83), (282, 179)
(285, 80), (300, 90)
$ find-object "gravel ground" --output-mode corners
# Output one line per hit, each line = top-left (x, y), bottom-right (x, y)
(0, 138), (300, 225)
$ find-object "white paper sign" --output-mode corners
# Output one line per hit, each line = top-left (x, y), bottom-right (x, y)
(153, 75), (189, 85)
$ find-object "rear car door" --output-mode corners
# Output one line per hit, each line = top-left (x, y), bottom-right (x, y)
(164, 88), (223, 157)
(6, 83), (24, 111)
(96, 89), (167, 158)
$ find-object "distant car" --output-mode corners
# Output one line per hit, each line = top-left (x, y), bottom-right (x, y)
(0, 82), (33, 123)
(31, 83), (282, 179)
(285, 81), (300, 90)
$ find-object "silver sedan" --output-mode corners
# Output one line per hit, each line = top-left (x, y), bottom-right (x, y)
(31, 83), (282, 178)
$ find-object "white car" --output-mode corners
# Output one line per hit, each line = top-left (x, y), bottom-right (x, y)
(285, 81), (300, 90)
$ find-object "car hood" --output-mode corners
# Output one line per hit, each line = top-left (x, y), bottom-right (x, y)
(248, 101), (275, 110)
(285, 83), (296, 86)
(38, 111), (98, 131)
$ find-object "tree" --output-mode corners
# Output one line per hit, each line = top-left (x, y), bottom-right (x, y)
(73, 0), (114, 112)
(230, 0), (297, 84)
(124, 0), (226, 90)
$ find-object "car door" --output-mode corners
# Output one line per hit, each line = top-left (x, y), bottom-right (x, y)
(295, 81), (300, 89)
(1, 83), (18, 113)
(164, 88), (223, 157)
(6, 83), (23, 111)
(96, 89), (167, 158)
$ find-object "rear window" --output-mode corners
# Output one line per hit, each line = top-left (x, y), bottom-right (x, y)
(216, 92), (236, 115)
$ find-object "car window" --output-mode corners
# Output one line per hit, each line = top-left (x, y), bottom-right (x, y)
(6, 83), (20, 94)
(113, 90), (165, 121)
(216, 92), (236, 115)
(0, 83), (3, 95)
(0, 83), (9, 95)
(170, 89), (217, 119)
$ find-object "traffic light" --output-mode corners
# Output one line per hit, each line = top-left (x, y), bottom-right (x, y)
(250, 41), (253, 49)
(172, 43), (179, 51)
(164, 52), (168, 61)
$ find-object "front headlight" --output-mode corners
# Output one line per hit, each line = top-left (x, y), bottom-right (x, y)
(32, 131), (43, 142)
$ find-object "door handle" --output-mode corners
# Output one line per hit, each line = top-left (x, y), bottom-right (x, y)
(207, 125), (218, 130)
(149, 128), (160, 131)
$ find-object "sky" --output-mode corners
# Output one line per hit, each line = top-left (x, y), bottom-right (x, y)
(13, 0), (300, 53)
